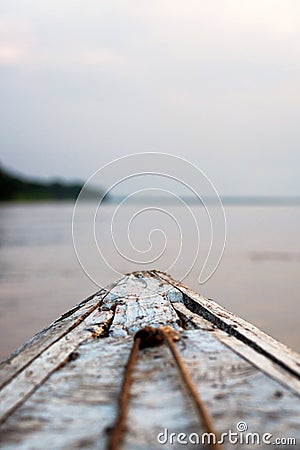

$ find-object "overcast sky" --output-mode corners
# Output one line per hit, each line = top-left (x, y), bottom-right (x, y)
(0, 1), (300, 195)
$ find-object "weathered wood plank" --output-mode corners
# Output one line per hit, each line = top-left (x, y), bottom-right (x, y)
(107, 272), (182, 337)
(0, 305), (114, 424)
(0, 337), (133, 449)
(0, 278), (125, 390)
(173, 301), (300, 396)
(154, 270), (300, 380)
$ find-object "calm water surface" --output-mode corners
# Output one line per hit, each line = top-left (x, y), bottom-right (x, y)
(0, 202), (299, 361)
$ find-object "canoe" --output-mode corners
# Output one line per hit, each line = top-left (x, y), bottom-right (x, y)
(0, 270), (299, 449)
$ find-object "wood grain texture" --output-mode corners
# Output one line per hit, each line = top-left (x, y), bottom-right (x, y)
(107, 272), (182, 337)
(1, 332), (299, 449)
(173, 301), (300, 396)
(0, 278), (124, 390)
(154, 270), (300, 380)
(1, 271), (300, 450)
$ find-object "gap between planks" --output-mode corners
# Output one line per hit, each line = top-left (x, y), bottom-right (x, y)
(152, 270), (300, 397)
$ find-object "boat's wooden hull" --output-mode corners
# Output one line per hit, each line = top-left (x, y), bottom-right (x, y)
(1, 271), (299, 449)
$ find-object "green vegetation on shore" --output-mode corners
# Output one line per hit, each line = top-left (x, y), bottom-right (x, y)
(0, 164), (104, 201)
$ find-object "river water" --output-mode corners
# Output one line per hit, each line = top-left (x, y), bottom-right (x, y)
(0, 201), (299, 361)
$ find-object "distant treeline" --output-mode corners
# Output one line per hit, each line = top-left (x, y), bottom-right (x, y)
(0, 164), (106, 201)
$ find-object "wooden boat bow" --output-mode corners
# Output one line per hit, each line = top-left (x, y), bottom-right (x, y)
(0, 270), (300, 449)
